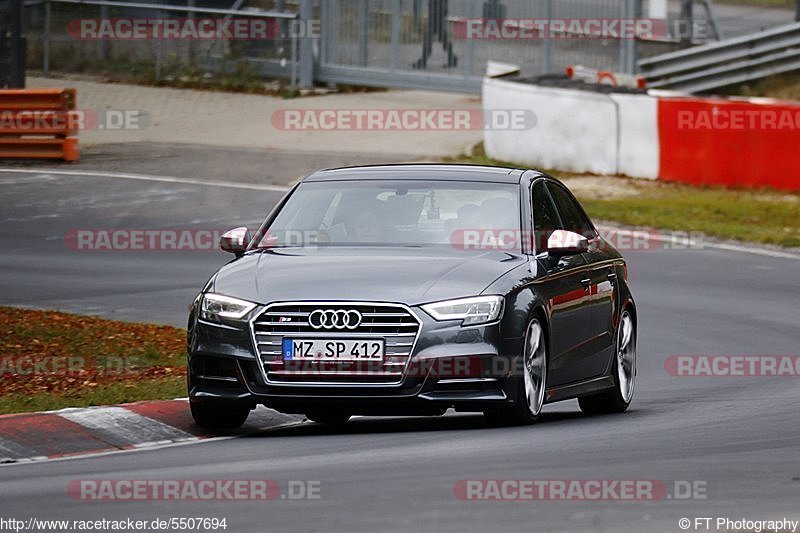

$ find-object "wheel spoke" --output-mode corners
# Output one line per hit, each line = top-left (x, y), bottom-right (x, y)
(620, 317), (633, 351)
(524, 371), (535, 402)
(616, 313), (635, 404)
(524, 321), (546, 416)
(528, 323), (541, 353)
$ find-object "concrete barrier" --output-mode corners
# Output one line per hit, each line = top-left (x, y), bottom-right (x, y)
(484, 79), (618, 175)
(613, 92), (659, 180)
(483, 77), (659, 179)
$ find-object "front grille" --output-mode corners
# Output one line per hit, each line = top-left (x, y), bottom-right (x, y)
(251, 302), (421, 384)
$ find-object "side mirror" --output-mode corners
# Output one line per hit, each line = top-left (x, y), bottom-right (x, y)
(220, 227), (251, 256)
(547, 229), (589, 257)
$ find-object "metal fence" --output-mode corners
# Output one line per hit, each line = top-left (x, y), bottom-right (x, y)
(1, 0), (26, 87)
(640, 20), (800, 92)
(315, 0), (660, 91)
(23, 0), (300, 86)
(323, 0), (637, 74)
(21, 0), (752, 93)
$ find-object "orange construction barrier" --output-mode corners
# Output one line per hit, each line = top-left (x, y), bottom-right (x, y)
(0, 88), (80, 162)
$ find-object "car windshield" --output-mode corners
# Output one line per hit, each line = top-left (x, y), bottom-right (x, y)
(258, 179), (520, 249)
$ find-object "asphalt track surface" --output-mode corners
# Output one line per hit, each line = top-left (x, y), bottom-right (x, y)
(1, 168), (799, 533)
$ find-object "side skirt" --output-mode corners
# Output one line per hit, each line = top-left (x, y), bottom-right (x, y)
(545, 375), (615, 404)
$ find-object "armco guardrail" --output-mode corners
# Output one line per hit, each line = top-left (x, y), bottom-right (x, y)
(0, 88), (79, 161)
(638, 22), (800, 93)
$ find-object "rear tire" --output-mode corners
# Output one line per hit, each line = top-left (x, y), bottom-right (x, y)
(484, 319), (547, 426)
(305, 410), (351, 426)
(579, 309), (636, 415)
(190, 401), (250, 430)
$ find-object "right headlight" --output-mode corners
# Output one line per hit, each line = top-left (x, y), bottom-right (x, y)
(200, 293), (257, 321)
(421, 295), (504, 326)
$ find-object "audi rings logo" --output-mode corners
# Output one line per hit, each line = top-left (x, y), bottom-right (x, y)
(309, 309), (362, 330)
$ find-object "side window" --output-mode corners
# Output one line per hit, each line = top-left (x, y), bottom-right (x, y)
(531, 181), (561, 251)
(546, 183), (596, 238)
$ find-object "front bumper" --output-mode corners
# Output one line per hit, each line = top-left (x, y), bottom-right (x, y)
(187, 302), (523, 414)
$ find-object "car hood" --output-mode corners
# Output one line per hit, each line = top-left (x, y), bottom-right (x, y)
(211, 247), (524, 306)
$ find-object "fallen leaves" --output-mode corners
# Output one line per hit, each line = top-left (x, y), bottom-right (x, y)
(0, 306), (187, 398)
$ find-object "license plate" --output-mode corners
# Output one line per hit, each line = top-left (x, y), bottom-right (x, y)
(282, 339), (385, 361)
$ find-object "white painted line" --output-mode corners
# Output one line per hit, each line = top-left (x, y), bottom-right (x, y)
(59, 406), (195, 445)
(2, 169), (796, 259)
(696, 241), (800, 260)
(0, 438), (30, 458)
(596, 225), (800, 260)
(1, 456), (47, 465)
(0, 168), (291, 192)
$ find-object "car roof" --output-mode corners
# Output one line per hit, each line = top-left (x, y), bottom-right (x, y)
(302, 164), (531, 184)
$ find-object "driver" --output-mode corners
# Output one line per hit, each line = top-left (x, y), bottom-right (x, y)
(352, 210), (382, 243)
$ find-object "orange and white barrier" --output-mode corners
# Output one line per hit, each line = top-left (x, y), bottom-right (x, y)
(483, 77), (800, 191)
(565, 65), (646, 90)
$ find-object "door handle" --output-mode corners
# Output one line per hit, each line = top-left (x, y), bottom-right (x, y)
(580, 278), (592, 291)
(607, 272), (617, 279)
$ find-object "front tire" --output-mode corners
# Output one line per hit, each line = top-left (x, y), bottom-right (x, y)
(190, 401), (250, 430)
(484, 319), (547, 426)
(579, 309), (636, 415)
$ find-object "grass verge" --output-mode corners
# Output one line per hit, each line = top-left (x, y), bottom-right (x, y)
(0, 307), (186, 415)
(578, 181), (800, 248)
(450, 143), (800, 248)
(717, 72), (800, 101)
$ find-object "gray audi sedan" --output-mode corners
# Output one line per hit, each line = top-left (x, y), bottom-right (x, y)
(187, 164), (637, 428)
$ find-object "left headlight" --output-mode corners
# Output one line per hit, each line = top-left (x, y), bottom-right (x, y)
(200, 293), (257, 321)
(421, 295), (504, 326)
